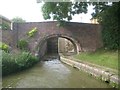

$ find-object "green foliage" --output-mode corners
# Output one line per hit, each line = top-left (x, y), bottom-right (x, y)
(0, 22), (10, 30)
(11, 17), (26, 23)
(92, 2), (119, 50)
(42, 2), (88, 21)
(27, 27), (37, 37)
(2, 51), (39, 76)
(0, 42), (9, 53)
(110, 82), (118, 88)
(74, 49), (118, 70)
(17, 39), (28, 50)
(14, 52), (38, 70)
(41, 2), (119, 50)
(2, 51), (18, 75)
(102, 3), (119, 50)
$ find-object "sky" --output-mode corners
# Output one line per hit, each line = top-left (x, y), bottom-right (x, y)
(0, 0), (94, 23)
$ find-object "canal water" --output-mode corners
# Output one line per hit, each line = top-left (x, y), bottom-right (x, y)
(2, 57), (112, 88)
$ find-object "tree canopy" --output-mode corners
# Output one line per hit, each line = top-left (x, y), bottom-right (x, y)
(42, 2), (88, 21)
(41, 2), (119, 50)
(91, 2), (119, 50)
(96, 2), (119, 50)
(11, 17), (26, 23)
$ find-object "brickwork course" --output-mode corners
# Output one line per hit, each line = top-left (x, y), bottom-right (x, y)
(2, 21), (103, 56)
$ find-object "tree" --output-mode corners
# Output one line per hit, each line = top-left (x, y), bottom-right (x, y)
(42, 2), (88, 21)
(92, 2), (119, 50)
(41, 2), (119, 50)
(11, 17), (26, 23)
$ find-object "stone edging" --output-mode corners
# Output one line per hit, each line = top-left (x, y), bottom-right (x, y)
(60, 56), (120, 88)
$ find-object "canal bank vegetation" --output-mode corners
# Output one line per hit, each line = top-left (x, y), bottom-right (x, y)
(2, 50), (39, 76)
(74, 49), (118, 70)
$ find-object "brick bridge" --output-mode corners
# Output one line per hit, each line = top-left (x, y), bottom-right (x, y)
(2, 21), (103, 57)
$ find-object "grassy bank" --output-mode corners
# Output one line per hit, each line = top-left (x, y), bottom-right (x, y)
(2, 51), (39, 76)
(74, 50), (118, 70)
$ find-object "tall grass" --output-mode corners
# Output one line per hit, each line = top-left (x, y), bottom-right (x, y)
(2, 51), (39, 76)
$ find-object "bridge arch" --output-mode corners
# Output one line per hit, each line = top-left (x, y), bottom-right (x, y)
(35, 34), (82, 58)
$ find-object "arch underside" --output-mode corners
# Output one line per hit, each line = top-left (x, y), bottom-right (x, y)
(35, 34), (82, 58)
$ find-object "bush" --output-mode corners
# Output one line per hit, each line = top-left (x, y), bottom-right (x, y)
(0, 22), (10, 30)
(17, 39), (28, 50)
(0, 42), (9, 53)
(15, 52), (38, 69)
(2, 51), (18, 75)
(2, 51), (39, 76)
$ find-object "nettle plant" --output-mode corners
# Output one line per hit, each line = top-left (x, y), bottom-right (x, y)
(27, 27), (37, 37)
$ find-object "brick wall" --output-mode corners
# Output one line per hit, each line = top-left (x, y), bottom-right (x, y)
(2, 21), (103, 55)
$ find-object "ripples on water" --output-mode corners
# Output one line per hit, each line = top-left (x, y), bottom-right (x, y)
(2, 57), (112, 88)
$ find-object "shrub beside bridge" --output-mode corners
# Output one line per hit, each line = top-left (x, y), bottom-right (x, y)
(2, 51), (39, 76)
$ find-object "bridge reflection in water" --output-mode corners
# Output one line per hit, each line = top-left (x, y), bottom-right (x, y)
(2, 55), (112, 88)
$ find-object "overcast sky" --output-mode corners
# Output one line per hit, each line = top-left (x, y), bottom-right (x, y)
(0, 0), (94, 23)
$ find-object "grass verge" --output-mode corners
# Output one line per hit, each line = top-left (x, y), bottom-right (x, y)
(74, 49), (118, 70)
